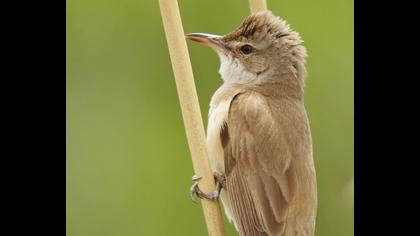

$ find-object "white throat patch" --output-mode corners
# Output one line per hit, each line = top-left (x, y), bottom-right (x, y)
(217, 53), (257, 84)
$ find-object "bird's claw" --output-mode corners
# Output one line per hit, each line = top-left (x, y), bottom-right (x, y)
(189, 175), (202, 204)
(189, 173), (224, 203)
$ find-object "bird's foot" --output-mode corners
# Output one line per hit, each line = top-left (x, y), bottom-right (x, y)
(189, 173), (225, 203)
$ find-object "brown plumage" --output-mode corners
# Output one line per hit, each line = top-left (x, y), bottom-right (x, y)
(187, 11), (317, 236)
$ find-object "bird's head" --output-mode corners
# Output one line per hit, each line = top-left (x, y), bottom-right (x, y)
(186, 11), (307, 86)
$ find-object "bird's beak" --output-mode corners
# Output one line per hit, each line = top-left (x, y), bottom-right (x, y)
(186, 33), (229, 54)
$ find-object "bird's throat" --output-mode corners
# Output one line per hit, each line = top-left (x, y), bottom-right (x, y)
(217, 53), (257, 84)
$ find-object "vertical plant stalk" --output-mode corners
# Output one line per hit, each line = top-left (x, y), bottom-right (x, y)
(158, 0), (226, 235)
(249, 0), (268, 13)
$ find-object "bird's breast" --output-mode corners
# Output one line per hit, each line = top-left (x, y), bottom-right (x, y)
(206, 97), (231, 174)
(206, 84), (246, 228)
(206, 84), (245, 175)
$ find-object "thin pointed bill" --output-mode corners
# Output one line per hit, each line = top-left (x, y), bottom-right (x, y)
(185, 33), (230, 54)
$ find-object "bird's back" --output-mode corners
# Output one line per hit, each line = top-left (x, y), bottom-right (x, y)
(207, 82), (317, 236)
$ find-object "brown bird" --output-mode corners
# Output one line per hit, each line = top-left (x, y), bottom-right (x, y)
(187, 11), (317, 236)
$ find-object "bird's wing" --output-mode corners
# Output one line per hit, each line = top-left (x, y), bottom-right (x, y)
(223, 91), (303, 236)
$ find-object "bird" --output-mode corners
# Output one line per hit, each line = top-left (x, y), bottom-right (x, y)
(187, 11), (317, 236)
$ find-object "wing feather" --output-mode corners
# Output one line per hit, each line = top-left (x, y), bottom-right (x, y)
(222, 91), (301, 236)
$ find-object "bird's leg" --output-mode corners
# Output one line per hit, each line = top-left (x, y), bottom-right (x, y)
(213, 172), (226, 189)
(189, 173), (226, 203)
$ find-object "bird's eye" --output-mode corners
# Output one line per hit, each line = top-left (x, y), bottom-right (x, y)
(240, 44), (253, 54)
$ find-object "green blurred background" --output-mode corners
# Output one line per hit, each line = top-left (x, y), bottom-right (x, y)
(66, 0), (353, 235)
